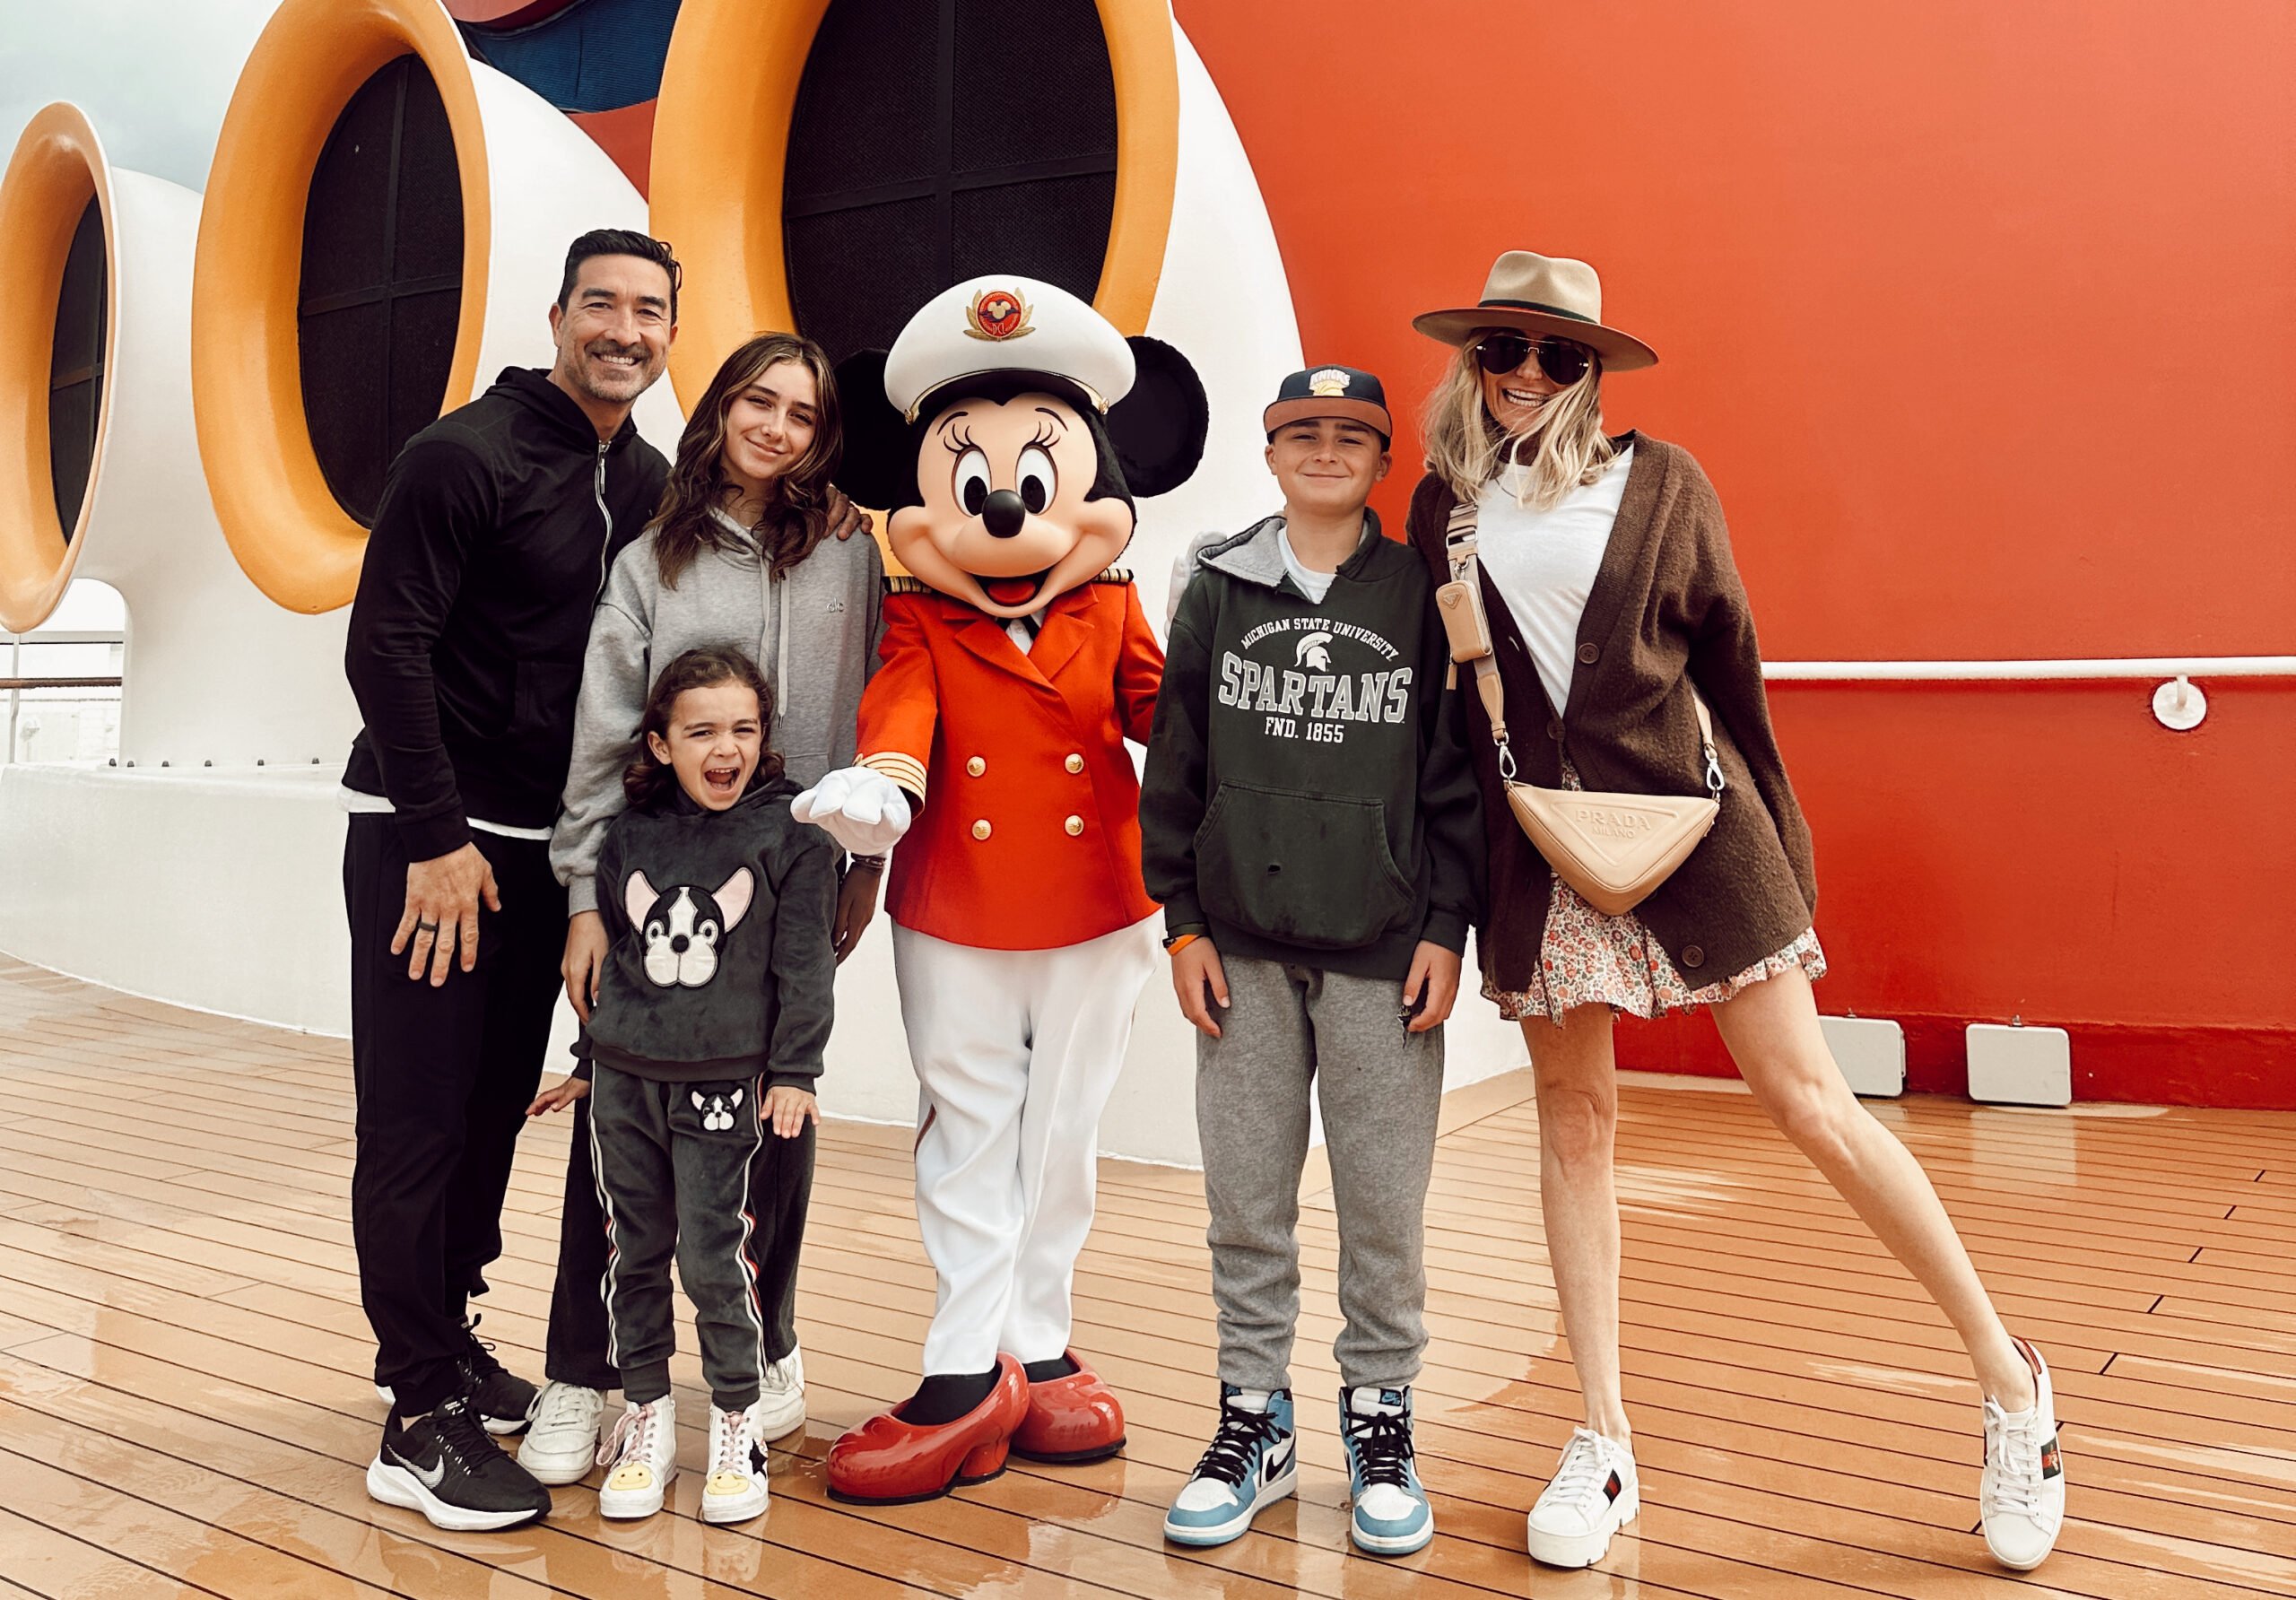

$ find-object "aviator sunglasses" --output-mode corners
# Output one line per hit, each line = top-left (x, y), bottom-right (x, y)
(1473, 332), (1594, 387)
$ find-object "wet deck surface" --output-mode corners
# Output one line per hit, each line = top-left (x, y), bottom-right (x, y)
(0, 952), (2291, 1598)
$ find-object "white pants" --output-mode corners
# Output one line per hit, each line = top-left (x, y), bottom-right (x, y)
(892, 916), (1158, 1374)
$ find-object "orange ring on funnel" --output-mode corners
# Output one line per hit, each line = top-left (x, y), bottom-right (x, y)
(192, 0), (493, 614)
(648, 0), (1179, 413)
(0, 104), (115, 633)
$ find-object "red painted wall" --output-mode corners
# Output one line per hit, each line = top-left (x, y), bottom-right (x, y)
(1176, 0), (2296, 1104)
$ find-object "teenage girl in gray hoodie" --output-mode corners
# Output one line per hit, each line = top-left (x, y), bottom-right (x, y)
(521, 333), (883, 1484)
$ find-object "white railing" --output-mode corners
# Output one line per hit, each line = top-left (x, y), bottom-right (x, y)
(1761, 655), (2294, 729)
(3, 629), (126, 764)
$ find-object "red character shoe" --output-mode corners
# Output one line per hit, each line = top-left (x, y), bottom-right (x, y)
(826, 1355), (1029, 1504)
(1010, 1351), (1126, 1464)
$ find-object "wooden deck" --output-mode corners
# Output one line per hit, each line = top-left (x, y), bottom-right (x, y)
(0, 952), (2290, 1599)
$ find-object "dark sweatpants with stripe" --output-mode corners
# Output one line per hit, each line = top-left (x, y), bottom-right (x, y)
(587, 1064), (774, 1411)
(547, 1100), (811, 1390)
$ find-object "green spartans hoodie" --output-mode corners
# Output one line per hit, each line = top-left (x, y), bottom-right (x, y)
(1140, 513), (1484, 980)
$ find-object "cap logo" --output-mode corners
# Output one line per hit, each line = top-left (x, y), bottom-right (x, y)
(1308, 368), (1352, 397)
(965, 288), (1033, 342)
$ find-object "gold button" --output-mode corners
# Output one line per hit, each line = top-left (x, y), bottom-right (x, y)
(1064, 815), (1084, 837)
(971, 819), (992, 840)
(966, 756), (986, 778)
(1064, 752), (1084, 774)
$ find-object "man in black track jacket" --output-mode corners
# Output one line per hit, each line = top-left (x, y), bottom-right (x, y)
(344, 230), (678, 1533)
(1139, 366), (1482, 1557)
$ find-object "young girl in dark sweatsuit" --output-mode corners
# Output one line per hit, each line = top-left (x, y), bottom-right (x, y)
(559, 646), (838, 1525)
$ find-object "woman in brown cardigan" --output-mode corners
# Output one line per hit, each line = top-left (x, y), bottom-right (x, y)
(1405, 253), (2064, 1574)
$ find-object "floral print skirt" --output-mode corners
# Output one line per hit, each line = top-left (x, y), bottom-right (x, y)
(1484, 758), (1826, 1026)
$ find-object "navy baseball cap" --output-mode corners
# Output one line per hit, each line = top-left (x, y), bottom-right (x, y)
(1263, 364), (1392, 440)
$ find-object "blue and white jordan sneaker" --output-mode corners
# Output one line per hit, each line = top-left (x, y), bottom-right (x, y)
(1340, 1385), (1434, 1555)
(1162, 1386), (1297, 1546)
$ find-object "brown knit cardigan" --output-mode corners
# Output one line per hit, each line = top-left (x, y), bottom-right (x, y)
(1404, 432), (1817, 994)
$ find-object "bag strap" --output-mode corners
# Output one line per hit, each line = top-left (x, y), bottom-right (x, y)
(1444, 499), (1517, 777)
(1444, 491), (1723, 797)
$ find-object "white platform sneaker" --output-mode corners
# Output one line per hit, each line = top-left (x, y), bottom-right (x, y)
(516, 1380), (606, 1486)
(1526, 1426), (1639, 1569)
(596, 1396), (678, 1519)
(1981, 1338), (2066, 1570)
(752, 1344), (805, 1441)
(702, 1404), (771, 1524)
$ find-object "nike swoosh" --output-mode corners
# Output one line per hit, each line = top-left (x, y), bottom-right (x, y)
(1265, 1440), (1294, 1483)
(410, 1454), (448, 1490)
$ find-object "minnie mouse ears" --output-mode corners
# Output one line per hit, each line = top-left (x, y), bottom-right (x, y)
(829, 335), (1209, 509)
(829, 349), (909, 512)
(1106, 335), (1208, 500)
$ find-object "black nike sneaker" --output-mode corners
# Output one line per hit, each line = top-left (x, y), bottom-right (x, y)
(456, 1316), (539, 1436)
(375, 1315), (537, 1436)
(366, 1395), (553, 1531)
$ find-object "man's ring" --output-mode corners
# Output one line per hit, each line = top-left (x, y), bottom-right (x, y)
(417, 918), (439, 934)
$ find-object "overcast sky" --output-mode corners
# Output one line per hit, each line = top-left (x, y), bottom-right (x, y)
(0, 1), (286, 193)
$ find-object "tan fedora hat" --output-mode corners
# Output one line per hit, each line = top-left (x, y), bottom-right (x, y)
(1412, 250), (1657, 371)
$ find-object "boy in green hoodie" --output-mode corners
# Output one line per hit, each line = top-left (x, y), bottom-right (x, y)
(1140, 366), (1483, 1557)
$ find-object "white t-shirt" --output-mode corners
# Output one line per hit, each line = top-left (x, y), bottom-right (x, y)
(1277, 526), (1337, 604)
(1474, 444), (1633, 715)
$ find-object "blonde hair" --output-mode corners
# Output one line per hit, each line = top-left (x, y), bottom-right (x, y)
(1420, 339), (1615, 511)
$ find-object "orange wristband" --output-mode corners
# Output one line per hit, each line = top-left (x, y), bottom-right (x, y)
(1164, 933), (1200, 957)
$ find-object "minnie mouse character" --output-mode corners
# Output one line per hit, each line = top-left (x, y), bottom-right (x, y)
(793, 275), (1206, 1503)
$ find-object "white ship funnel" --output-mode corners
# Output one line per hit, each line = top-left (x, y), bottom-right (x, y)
(192, 0), (681, 617)
(0, 100), (354, 763)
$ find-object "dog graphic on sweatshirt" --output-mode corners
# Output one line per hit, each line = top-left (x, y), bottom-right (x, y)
(624, 867), (755, 988)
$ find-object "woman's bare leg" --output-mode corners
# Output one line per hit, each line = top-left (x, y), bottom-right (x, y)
(1710, 968), (2034, 1408)
(1520, 1004), (1633, 1440)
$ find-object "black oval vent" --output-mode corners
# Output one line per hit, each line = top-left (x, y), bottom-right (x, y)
(48, 197), (107, 539)
(299, 54), (465, 526)
(783, 0), (1118, 363)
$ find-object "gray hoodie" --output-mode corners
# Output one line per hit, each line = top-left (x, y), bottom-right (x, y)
(552, 509), (884, 914)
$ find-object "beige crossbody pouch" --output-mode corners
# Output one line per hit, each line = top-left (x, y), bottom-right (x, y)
(1434, 497), (1723, 917)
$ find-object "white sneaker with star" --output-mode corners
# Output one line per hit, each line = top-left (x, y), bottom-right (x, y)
(1981, 1338), (2066, 1570)
(596, 1395), (677, 1519)
(703, 1404), (771, 1524)
(1526, 1426), (1638, 1569)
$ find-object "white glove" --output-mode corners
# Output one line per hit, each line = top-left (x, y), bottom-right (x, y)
(791, 766), (913, 857)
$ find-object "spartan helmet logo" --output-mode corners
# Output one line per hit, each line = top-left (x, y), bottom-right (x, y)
(1294, 630), (1334, 671)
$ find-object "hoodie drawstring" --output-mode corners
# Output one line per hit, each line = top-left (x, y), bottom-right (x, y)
(776, 566), (791, 717)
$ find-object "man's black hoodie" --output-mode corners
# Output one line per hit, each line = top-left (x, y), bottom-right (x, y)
(578, 777), (839, 1090)
(344, 367), (670, 859)
(1140, 513), (1485, 981)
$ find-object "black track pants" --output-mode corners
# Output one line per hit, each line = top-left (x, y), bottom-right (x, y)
(345, 814), (564, 1414)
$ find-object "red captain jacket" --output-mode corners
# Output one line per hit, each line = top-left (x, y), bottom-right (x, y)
(857, 575), (1163, 950)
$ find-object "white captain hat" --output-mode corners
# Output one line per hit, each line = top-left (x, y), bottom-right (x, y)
(883, 274), (1136, 422)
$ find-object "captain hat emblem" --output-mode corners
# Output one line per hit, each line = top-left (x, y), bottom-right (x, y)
(1307, 368), (1352, 396)
(886, 274), (1137, 422)
(965, 287), (1033, 342)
